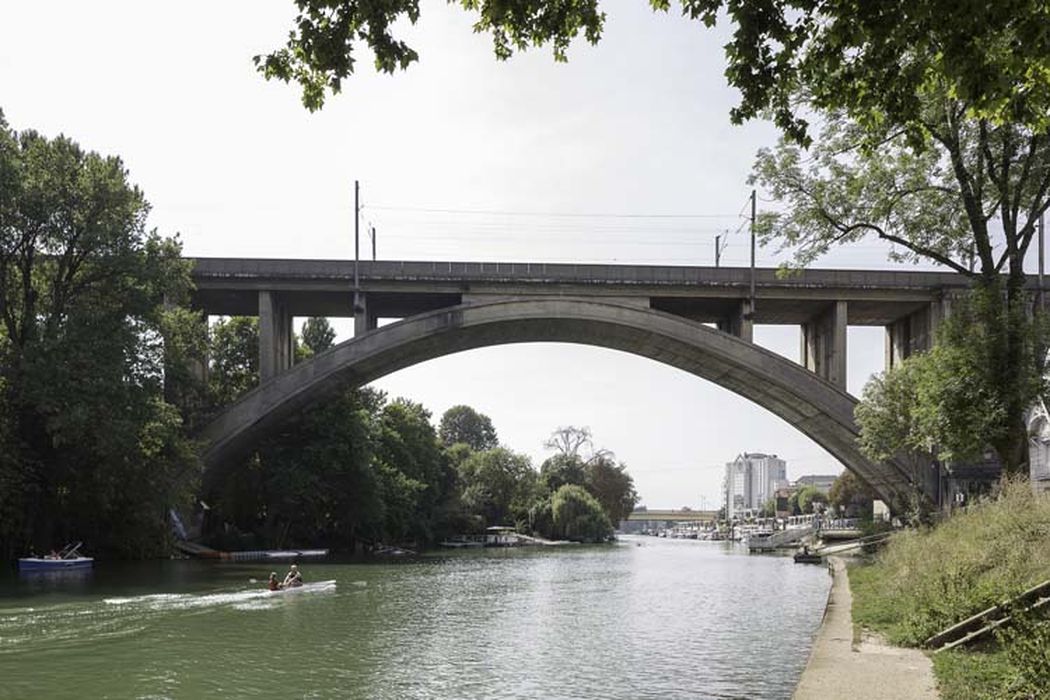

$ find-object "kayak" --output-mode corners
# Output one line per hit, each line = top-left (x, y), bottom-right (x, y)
(268, 579), (336, 593)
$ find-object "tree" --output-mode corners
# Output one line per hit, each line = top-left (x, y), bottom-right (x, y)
(208, 317), (259, 408)
(828, 472), (874, 519)
(300, 316), (336, 356)
(259, 2), (1050, 143)
(550, 484), (612, 543)
(373, 397), (450, 542)
(583, 454), (638, 524)
(212, 386), (387, 549)
(752, 95), (1050, 476)
(854, 296), (1044, 471)
(0, 110), (199, 557)
(758, 498), (776, 519)
(456, 446), (537, 527)
(795, 485), (827, 515)
(539, 453), (586, 494)
(438, 404), (498, 451)
(543, 425), (593, 460)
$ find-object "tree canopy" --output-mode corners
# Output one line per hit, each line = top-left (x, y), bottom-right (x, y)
(300, 316), (337, 356)
(438, 404), (499, 451)
(261, 1), (1050, 145)
(0, 110), (199, 557)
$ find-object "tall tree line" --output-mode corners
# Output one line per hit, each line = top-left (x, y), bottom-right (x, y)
(0, 110), (201, 558)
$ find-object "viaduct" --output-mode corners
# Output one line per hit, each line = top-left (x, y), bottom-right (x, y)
(188, 258), (974, 507)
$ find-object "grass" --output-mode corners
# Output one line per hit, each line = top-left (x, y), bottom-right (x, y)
(847, 479), (1050, 699)
(931, 648), (1012, 700)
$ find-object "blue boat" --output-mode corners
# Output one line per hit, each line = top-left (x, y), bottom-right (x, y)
(18, 542), (93, 571)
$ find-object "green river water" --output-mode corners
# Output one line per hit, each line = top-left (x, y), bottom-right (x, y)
(0, 536), (831, 699)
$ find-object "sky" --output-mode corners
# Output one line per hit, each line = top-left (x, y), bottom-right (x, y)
(0, 1), (934, 509)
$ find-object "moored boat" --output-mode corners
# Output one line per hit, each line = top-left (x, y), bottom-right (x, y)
(18, 542), (93, 571)
(19, 556), (94, 571)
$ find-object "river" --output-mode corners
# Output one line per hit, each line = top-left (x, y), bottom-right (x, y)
(1, 536), (831, 699)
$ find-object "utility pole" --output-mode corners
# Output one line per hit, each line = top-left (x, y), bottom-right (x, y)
(1040, 213), (1045, 311)
(370, 224), (377, 261)
(749, 189), (756, 319)
(354, 180), (360, 291)
(715, 234), (721, 268)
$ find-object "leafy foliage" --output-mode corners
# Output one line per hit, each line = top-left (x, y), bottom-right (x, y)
(828, 471), (874, 518)
(994, 606), (1050, 698)
(857, 291), (1048, 471)
(850, 478), (1050, 648)
(456, 446), (536, 527)
(208, 317), (260, 407)
(261, 2), (1050, 147)
(257, 0), (606, 111)
(794, 485), (827, 515)
(0, 110), (199, 558)
(438, 404), (498, 451)
(300, 316), (336, 356)
(582, 454), (638, 524)
(550, 484), (612, 542)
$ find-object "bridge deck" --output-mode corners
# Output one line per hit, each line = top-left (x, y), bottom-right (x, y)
(189, 258), (980, 325)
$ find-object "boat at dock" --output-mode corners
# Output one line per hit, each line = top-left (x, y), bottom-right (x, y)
(793, 551), (824, 564)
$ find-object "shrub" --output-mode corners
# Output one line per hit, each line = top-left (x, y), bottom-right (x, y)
(851, 478), (1050, 646)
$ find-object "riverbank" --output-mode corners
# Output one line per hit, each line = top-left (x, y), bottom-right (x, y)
(845, 480), (1050, 698)
(793, 557), (938, 699)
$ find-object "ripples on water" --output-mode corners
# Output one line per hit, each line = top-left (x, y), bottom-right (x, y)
(0, 537), (830, 699)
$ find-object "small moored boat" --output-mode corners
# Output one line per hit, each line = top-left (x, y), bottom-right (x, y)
(793, 550), (823, 565)
(19, 542), (93, 571)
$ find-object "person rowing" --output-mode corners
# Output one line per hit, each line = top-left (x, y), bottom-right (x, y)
(282, 564), (302, 588)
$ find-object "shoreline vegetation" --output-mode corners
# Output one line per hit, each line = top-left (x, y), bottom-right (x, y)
(845, 479), (1050, 699)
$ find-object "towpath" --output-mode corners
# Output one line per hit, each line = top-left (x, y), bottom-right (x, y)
(793, 557), (939, 700)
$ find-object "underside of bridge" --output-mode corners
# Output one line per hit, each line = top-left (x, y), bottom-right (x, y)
(198, 299), (935, 507)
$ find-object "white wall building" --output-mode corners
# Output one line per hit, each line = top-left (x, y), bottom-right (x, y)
(724, 452), (788, 518)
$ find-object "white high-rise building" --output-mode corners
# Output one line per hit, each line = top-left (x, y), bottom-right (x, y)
(723, 452), (788, 518)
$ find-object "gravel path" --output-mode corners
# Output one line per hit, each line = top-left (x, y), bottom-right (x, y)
(793, 557), (940, 700)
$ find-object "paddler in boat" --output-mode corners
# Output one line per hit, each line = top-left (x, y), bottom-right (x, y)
(282, 564), (302, 588)
(267, 572), (283, 591)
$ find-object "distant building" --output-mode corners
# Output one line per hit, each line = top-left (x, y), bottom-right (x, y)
(793, 474), (838, 494)
(724, 453), (787, 519)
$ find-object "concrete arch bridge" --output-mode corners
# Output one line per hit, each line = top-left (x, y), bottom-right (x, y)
(190, 258), (961, 506)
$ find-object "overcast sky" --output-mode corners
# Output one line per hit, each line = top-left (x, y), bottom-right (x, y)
(1, 1), (935, 508)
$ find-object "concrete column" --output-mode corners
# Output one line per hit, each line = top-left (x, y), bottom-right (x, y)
(717, 300), (754, 343)
(353, 291), (377, 337)
(885, 299), (949, 371)
(801, 301), (847, 388)
(259, 290), (293, 381)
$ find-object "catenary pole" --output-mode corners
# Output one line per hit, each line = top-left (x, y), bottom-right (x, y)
(1039, 213), (1045, 311)
(354, 180), (360, 290)
(749, 190), (756, 319)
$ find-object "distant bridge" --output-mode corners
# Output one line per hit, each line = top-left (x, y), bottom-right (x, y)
(188, 258), (976, 507)
(625, 510), (719, 523)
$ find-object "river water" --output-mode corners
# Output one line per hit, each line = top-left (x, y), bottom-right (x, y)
(0, 536), (830, 699)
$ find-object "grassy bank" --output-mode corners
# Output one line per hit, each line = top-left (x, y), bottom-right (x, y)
(848, 479), (1050, 699)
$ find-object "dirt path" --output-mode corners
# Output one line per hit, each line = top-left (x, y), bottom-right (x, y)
(793, 557), (939, 700)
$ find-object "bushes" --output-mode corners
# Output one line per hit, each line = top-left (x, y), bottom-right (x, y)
(851, 479), (1050, 646)
(849, 479), (1050, 699)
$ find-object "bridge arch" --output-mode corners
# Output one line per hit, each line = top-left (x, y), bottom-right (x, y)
(199, 298), (923, 504)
